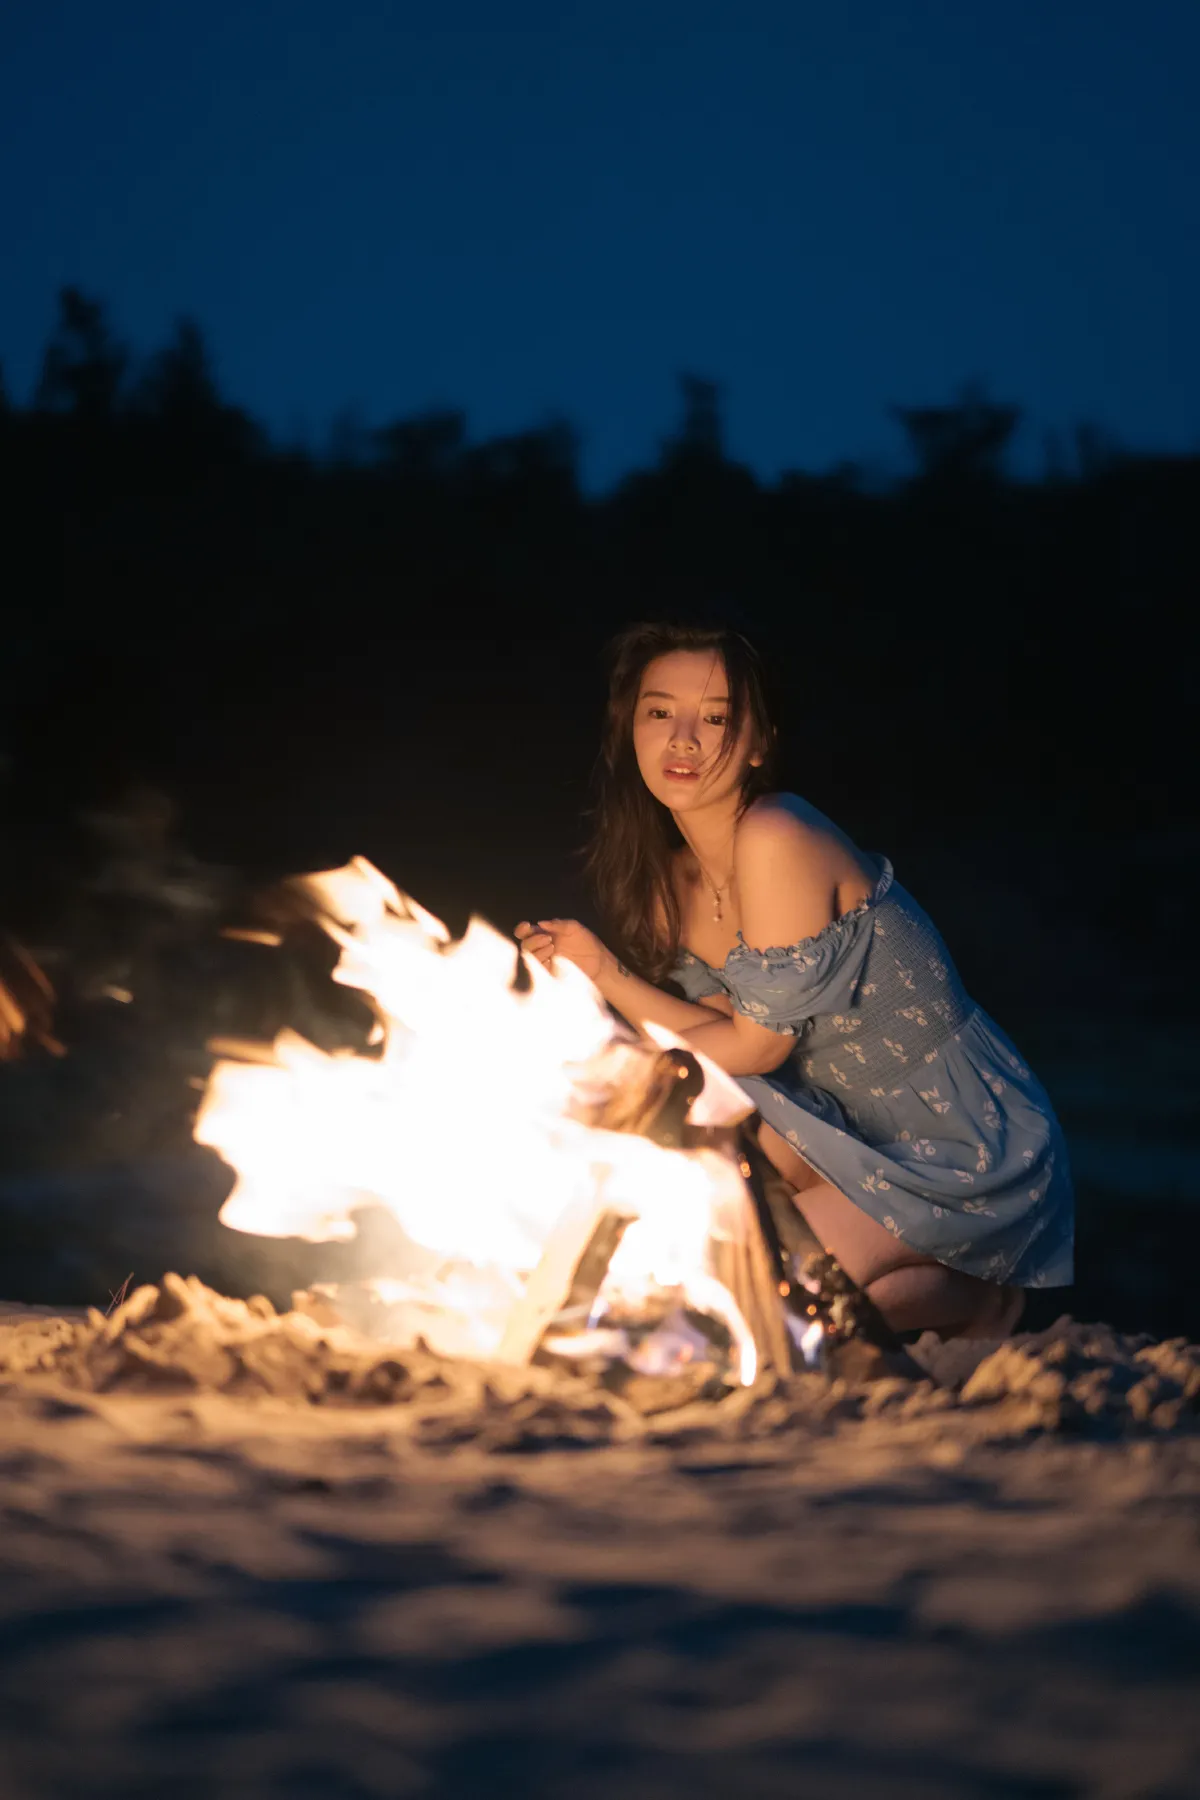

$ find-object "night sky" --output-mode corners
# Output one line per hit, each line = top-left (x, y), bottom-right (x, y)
(2, 0), (1197, 489)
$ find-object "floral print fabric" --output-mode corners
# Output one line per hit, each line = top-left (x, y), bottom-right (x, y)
(672, 858), (1074, 1287)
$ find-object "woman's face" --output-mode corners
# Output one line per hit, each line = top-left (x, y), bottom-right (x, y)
(631, 650), (761, 814)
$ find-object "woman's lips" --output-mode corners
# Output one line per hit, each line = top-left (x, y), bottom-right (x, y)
(662, 766), (700, 781)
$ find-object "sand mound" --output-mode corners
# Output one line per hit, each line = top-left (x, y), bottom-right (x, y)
(2, 1275), (1197, 1449)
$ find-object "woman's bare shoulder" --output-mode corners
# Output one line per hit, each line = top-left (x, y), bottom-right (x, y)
(737, 794), (875, 888)
(734, 794), (875, 947)
(739, 793), (857, 853)
(740, 791), (822, 832)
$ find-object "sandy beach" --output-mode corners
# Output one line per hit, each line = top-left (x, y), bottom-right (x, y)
(1, 1283), (1198, 1799)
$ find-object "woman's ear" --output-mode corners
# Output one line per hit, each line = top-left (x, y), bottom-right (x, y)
(748, 751), (764, 768)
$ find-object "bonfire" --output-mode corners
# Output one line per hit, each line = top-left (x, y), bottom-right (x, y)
(192, 858), (900, 1394)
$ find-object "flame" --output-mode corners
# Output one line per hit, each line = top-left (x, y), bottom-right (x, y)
(194, 859), (765, 1382)
(0, 936), (61, 1060)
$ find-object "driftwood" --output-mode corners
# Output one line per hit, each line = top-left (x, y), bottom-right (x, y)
(494, 1194), (635, 1366)
(706, 1170), (795, 1378)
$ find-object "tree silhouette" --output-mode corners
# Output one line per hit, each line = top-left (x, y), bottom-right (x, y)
(463, 420), (579, 496)
(134, 318), (219, 417)
(34, 287), (128, 421)
(131, 316), (259, 467)
(0, 283), (1193, 877)
(325, 405), (370, 468)
(374, 408), (468, 478)
(1072, 421), (1127, 481)
(890, 381), (1020, 485)
(662, 373), (725, 463)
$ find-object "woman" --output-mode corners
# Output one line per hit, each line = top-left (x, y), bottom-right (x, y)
(517, 623), (1073, 1339)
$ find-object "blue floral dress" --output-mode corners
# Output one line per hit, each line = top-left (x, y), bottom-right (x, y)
(672, 857), (1073, 1288)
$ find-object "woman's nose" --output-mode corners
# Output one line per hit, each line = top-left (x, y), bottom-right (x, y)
(669, 721), (699, 749)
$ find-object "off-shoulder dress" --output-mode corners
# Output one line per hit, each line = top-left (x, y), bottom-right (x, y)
(671, 856), (1073, 1288)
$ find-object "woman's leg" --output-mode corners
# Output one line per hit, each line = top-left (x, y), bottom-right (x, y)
(756, 1121), (1023, 1339)
(855, 1265), (1025, 1337)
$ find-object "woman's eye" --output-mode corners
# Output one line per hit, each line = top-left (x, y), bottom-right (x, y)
(647, 708), (670, 719)
(706, 714), (729, 727)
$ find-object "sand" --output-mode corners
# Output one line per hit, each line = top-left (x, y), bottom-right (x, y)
(1, 1279), (1198, 1798)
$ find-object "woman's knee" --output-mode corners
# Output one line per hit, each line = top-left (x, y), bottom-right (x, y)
(864, 1265), (1024, 1338)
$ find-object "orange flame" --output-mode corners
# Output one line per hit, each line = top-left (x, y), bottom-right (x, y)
(194, 859), (762, 1381)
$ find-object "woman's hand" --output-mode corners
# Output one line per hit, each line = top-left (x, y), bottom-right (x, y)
(514, 918), (611, 985)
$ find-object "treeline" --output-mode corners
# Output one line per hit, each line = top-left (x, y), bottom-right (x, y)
(0, 287), (1195, 890)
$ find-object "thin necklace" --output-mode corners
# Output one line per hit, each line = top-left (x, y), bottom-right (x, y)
(693, 848), (734, 923)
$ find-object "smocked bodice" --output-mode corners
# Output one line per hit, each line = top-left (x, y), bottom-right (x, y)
(672, 858), (974, 1097)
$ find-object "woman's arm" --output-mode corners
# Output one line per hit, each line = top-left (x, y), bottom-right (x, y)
(594, 956), (735, 1037)
(516, 918), (730, 1035)
(681, 1013), (797, 1076)
(517, 922), (794, 1075)
(599, 953), (796, 1076)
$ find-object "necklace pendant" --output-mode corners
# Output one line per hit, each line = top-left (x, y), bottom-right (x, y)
(713, 898), (722, 923)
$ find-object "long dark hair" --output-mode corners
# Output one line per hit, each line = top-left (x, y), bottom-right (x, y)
(585, 622), (777, 981)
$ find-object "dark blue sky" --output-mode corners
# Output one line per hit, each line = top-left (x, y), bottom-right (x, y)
(2, 0), (1197, 488)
